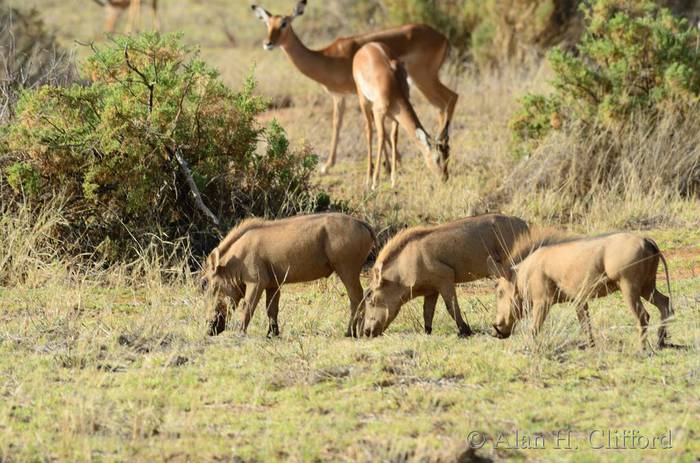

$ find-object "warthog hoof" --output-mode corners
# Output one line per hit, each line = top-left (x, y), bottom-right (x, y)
(266, 324), (280, 338)
(458, 326), (473, 338)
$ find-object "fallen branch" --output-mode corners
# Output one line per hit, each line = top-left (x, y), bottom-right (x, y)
(167, 146), (221, 230)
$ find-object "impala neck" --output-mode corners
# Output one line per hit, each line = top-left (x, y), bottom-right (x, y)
(280, 27), (347, 90)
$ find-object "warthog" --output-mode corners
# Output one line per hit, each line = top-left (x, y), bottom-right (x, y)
(200, 213), (375, 337)
(489, 230), (673, 349)
(361, 214), (529, 337)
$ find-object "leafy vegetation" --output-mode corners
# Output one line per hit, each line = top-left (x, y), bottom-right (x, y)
(512, 0), (700, 150)
(4, 33), (321, 258)
(507, 0), (700, 206)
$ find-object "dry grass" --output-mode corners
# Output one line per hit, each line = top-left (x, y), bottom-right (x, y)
(1, 216), (699, 460)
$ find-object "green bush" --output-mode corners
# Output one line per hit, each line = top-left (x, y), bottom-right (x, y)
(511, 0), (700, 154)
(505, 0), (700, 206)
(5, 33), (321, 258)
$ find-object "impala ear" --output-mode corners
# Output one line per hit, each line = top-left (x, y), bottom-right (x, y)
(291, 0), (307, 18)
(251, 5), (271, 23)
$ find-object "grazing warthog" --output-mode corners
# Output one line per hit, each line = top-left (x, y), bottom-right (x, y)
(361, 214), (529, 337)
(489, 230), (673, 349)
(200, 213), (375, 337)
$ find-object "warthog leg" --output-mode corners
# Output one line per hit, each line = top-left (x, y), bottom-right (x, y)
(575, 303), (595, 348)
(645, 290), (671, 348)
(422, 293), (438, 335)
(265, 288), (281, 337)
(336, 269), (364, 338)
(238, 284), (263, 334)
(439, 284), (472, 337)
(621, 282), (650, 350)
(531, 300), (551, 337)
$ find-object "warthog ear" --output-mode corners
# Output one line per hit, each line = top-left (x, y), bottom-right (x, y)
(251, 5), (272, 23)
(372, 262), (384, 285)
(211, 248), (221, 270)
(291, 0), (307, 17)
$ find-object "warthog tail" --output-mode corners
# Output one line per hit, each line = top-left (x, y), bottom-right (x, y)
(359, 220), (379, 252)
(645, 238), (673, 315)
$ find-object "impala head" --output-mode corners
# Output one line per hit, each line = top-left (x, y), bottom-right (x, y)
(251, 0), (306, 50)
(435, 136), (450, 181)
(487, 256), (522, 339)
(416, 128), (449, 182)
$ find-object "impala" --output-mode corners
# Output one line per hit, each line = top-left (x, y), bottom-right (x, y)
(251, 1), (458, 175)
(93, 0), (160, 34)
(353, 42), (449, 187)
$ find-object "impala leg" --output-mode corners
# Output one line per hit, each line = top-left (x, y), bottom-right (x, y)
(410, 72), (458, 147)
(151, 0), (160, 31)
(359, 97), (373, 188)
(104, 5), (121, 33)
(127, 0), (140, 33)
(372, 110), (385, 190)
(390, 121), (399, 188)
(321, 96), (345, 174)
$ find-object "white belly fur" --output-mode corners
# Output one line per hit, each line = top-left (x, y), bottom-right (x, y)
(356, 72), (378, 103)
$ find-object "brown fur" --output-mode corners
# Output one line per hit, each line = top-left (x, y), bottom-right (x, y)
(375, 226), (433, 264)
(201, 213), (375, 337)
(353, 42), (448, 188)
(507, 228), (576, 265)
(96, 0), (159, 33)
(361, 214), (529, 337)
(491, 231), (673, 349)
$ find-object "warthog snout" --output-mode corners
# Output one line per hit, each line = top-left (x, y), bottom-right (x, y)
(362, 315), (384, 338)
(208, 313), (226, 336)
(492, 324), (509, 339)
